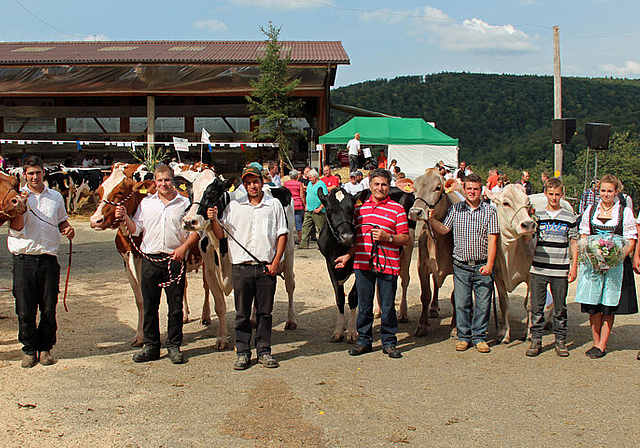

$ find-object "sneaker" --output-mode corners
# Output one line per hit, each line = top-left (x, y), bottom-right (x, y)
(586, 347), (606, 359)
(526, 340), (542, 357)
(475, 341), (491, 353)
(39, 350), (56, 366)
(348, 343), (372, 356)
(455, 340), (470, 351)
(234, 353), (251, 370)
(132, 346), (160, 363)
(258, 353), (279, 368)
(167, 347), (186, 364)
(555, 341), (569, 357)
(21, 354), (38, 369)
(382, 346), (402, 358)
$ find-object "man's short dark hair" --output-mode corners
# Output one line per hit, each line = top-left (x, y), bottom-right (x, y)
(463, 173), (483, 187)
(369, 168), (392, 184)
(23, 155), (44, 170)
(544, 177), (564, 192)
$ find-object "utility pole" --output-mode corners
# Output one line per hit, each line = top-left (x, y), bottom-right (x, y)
(553, 25), (562, 177)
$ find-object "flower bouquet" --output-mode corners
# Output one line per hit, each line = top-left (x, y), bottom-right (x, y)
(578, 234), (629, 273)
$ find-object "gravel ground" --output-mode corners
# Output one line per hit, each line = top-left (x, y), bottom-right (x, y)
(2, 218), (640, 447)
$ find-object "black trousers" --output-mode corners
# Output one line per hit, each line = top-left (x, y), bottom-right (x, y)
(140, 256), (185, 349)
(13, 254), (60, 355)
(232, 264), (277, 355)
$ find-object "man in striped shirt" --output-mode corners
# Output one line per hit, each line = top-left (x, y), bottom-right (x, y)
(526, 177), (578, 357)
(429, 173), (499, 353)
(335, 169), (410, 358)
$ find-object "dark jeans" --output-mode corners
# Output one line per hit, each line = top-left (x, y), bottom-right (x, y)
(355, 268), (398, 348)
(232, 264), (277, 355)
(13, 254), (60, 355)
(349, 154), (359, 172)
(140, 256), (185, 349)
(529, 273), (568, 341)
(452, 261), (493, 344)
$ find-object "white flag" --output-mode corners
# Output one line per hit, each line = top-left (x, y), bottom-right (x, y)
(173, 137), (189, 152)
(201, 128), (211, 144)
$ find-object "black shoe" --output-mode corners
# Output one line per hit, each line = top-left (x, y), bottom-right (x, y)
(258, 353), (279, 368)
(234, 353), (251, 370)
(348, 344), (372, 356)
(132, 346), (160, 363)
(167, 347), (186, 364)
(382, 346), (402, 358)
(555, 341), (570, 357)
(526, 340), (542, 357)
(586, 347), (606, 359)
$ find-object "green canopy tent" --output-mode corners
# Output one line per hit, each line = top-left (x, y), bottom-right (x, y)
(319, 117), (459, 179)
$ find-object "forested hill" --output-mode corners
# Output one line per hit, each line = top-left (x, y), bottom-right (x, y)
(329, 73), (640, 171)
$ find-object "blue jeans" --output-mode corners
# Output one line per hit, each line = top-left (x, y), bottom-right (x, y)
(452, 261), (494, 344)
(355, 269), (398, 348)
(294, 209), (304, 231)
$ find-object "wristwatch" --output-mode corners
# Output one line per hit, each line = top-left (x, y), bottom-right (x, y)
(389, 234), (394, 243)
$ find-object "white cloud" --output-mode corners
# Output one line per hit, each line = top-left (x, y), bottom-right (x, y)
(600, 60), (640, 76)
(228, 0), (334, 9)
(83, 34), (109, 41)
(194, 19), (229, 33)
(362, 5), (537, 53)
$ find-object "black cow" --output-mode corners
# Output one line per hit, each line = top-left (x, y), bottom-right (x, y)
(67, 168), (104, 213)
(317, 187), (359, 342)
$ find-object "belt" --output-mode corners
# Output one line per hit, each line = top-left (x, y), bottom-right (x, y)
(455, 259), (487, 267)
(239, 261), (264, 266)
(14, 253), (56, 260)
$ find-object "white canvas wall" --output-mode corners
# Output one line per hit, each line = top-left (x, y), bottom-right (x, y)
(387, 145), (458, 180)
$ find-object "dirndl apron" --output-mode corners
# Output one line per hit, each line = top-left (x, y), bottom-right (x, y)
(575, 204), (638, 315)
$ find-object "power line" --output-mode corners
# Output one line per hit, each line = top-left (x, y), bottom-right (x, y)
(13, 0), (82, 38)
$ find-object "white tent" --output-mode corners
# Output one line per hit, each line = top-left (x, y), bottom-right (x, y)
(387, 144), (457, 179)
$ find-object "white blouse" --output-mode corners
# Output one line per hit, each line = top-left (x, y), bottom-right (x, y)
(580, 200), (637, 239)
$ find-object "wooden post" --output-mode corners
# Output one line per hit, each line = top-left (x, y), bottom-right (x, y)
(553, 25), (562, 177)
(147, 95), (155, 161)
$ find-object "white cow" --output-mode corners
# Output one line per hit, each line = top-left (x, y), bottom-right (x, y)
(486, 184), (537, 343)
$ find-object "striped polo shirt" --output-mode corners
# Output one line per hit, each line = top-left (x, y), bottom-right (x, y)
(353, 196), (409, 275)
(530, 208), (578, 277)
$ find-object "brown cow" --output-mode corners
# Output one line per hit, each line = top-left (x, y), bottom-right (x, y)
(408, 168), (461, 337)
(0, 171), (27, 226)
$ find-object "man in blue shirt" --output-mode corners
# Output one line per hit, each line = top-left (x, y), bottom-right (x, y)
(299, 169), (327, 249)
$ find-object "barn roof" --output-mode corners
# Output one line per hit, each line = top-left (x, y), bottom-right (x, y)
(0, 40), (350, 65)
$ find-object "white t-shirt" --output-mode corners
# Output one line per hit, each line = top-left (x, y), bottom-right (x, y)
(221, 193), (288, 264)
(343, 181), (364, 195)
(346, 138), (361, 156)
(7, 187), (68, 256)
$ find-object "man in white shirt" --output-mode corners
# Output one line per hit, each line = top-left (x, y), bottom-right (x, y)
(117, 164), (199, 364)
(346, 132), (361, 172)
(208, 165), (288, 370)
(268, 162), (281, 187)
(8, 156), (75, 368)
(343, 171), (365, 195)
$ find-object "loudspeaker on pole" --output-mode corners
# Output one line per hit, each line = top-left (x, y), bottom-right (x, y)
(551, 118), (576, 144)
(585, 123), (611, 150)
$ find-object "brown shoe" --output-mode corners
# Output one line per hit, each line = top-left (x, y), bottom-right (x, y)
(21, 354), (38, 368)
(455, 340), (470, 351)
(39, 351), (56, 366)
(475, 341), (491, 353)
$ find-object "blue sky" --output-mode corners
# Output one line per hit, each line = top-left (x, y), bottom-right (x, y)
(3, 0), (640, 87)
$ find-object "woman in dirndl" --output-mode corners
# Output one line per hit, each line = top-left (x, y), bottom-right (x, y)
(575, 174), (637, 359)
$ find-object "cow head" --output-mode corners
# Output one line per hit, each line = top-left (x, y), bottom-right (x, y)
(318, 187), (356, 247)
(182, 170), (234, 231)
(0, 171), (27, 225)
(409, 168), (446, 221)
(89, 168), (155, 230)
(486, 184), (536, 237)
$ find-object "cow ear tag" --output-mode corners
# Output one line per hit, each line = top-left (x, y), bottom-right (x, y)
(139, 187), (148, 194)
(179, 184), (187, 191)
(356, 199), (363, 206)
(229, 185), (236, 192)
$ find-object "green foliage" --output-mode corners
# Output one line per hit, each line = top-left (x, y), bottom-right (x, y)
(246, 22), (305, 162)
(129, 144), (167, 172)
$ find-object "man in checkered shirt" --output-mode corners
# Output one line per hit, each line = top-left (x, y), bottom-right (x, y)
(429, 173), (499, 353)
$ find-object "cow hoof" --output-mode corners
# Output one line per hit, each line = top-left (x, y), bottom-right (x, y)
(414, 327), (428, 338)
(215, 340), (229, 350)
(201, 318), (211, 326)
(450, 328), (458, 339)
(346, 334), (357, 344)
(284, 321), (297, 330)
(330, 333), (344, 343)
(131, 338), (144, 347)
(398, 316), (409, 324)
(429, 309), (439, 318)
(500, 336), (511, 344)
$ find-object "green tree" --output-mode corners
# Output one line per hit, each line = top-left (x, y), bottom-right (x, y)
(246, 22), (304, 165)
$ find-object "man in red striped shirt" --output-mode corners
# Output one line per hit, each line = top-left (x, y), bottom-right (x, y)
(335, 169), (411, 358)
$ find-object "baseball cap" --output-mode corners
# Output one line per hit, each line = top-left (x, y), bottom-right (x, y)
(242, 165), (262, 180)
(249, 162), (263, 171)
(350, 171), (358, 177)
